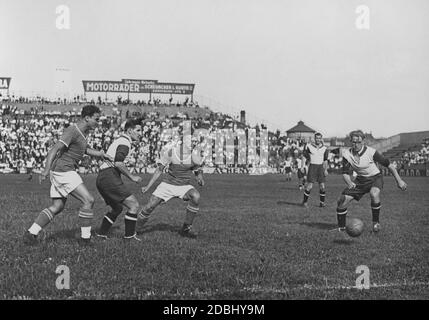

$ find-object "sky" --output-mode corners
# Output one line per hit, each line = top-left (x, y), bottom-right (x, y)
(1, 0), (428, 137)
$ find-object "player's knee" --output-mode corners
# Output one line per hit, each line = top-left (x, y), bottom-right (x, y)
(370, 189), (380, 199)
(189, 190), (200, 205)
(129, 200), (140, 213)
(337, 195), (346, 208)
(49, 204), (64, 215)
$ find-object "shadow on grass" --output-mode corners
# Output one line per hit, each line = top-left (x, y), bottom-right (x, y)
(333, 239), (354, 245)
(137, 223), (181, 235)
(279, 186), (302, 191)
(45, 228), (80, 241)
(277, 200), (304, 207)
(300, 222), (337, 230)
(44, 225), (123, 242)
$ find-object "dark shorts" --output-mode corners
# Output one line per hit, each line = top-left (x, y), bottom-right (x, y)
(307, 164), (326, 183)
(285, 167), (292, 174)
(96, 168), (132, 206)
(297, 168), (307, 179)
(342, 173), (384, 201)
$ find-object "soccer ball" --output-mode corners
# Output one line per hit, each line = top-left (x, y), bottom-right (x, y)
(346, 218), (364, 237)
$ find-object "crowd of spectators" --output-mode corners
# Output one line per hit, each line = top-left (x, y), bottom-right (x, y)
(2, 101), (425, 175)
(1, 93), (200, 109)
(397, 138), (429, 167)
(0, 103), (267, 174)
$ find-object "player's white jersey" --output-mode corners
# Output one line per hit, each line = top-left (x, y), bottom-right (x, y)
(304, 143), (328, 165)
(342, 146), (389, 177)
(99, 134), (132, 170)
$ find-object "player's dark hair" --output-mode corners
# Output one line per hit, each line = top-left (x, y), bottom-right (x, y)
(315, 132), (322, 138)
(349, 130), (365, 140)
(124, 118), (142, 131)
(81, 105), (101, 118)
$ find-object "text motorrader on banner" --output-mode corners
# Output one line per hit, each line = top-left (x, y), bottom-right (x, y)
(82, 79), (195, 95)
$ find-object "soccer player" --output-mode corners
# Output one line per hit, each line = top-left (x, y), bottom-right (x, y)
(302, 133), (329, 208)
(137, 140), (205, 238)
(335, 130), (407, 235)
(284, 156), (293, 181)
(296, 154), (307, 190)
(23, 105), (112, 245)
(95, 119), (143, 241)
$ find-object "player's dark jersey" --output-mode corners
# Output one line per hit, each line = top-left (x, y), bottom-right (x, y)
(158, 144), (203, 186)
(342, 146), (389, 177)
(52, 124), (87, 172)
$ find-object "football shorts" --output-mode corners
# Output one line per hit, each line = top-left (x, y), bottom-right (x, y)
(307, 164), (326, 183)
(96, 168), (132, 206)
(50, 170), (83, 198)
(152, 182), (195, 202)
(342, 173), (384, 201)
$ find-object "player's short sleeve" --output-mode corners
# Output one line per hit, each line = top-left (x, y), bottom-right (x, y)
(342, 157), (353, 175)
(157, 147), (172, 167)
(373, 151), (390, 167)
(114, 144), (130, 162)
(324, 149), (329, 161)
(303, 145), (310, 161)
(58, 126), (75, 148)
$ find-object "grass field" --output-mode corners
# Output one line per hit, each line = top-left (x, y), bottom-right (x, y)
(0, 173), (428, 299)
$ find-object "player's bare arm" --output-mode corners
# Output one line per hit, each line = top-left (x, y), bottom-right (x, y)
(388, 163), (407, 191)
(194, 168), (205, 186)
(115, 161), (142, 184)
(374, 150), (407, 191)
(40, 141), (66, 182)
(85, 147), (113, 161)
(141, 164), (165, 193)
(343, 173), (356, 189)
(323, 160), (329, 176)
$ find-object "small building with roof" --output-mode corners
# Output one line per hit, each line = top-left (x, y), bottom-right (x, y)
(286, 121), (316, 141)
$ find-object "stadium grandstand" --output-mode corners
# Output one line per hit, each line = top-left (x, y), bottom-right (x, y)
(1, 92), (428, 177)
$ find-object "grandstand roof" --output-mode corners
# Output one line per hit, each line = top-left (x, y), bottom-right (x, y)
(286, 121), (315, 133)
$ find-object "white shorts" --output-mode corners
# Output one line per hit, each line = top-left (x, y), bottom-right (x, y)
(50, 171), (83, 198)
(152, 182), (194, 202)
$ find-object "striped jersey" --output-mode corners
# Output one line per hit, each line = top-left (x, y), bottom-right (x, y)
(296, 157), (307, 169)
(51, 124), (87, 172)
(342, 146), (390, 177)
(99, 134), (132, 171)
(157, 144), (203, 186)
(304, 143), (329, 165)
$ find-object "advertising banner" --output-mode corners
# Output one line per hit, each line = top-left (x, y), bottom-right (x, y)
(0, 77), (11, 89)
(83, 79), (194, 94)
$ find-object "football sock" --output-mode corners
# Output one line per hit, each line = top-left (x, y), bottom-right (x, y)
(80, 226), (91, 239)
(124, 212), (138, 237)
(336, 207), (347, 229)
(303, 189), (310, 203)
(78, 208), (94, 239)
(184, 204), (199, 226)
(371, 202), (381, 223)
(138, 208), (151, 220)
(98, 211), (118, 236)
(33, 208), (54, 231)
(320, 190), (326, 205)
(28, 223), (42, 236)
